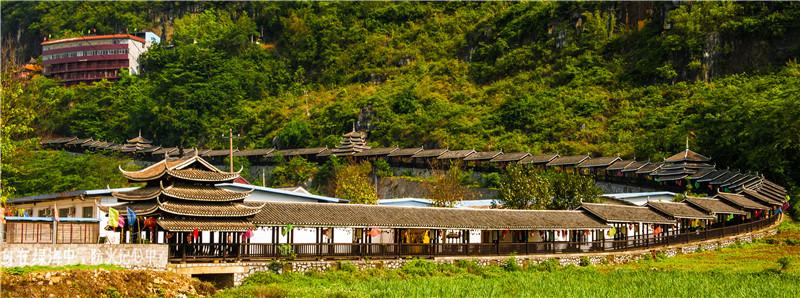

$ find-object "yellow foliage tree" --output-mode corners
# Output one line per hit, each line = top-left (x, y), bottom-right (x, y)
(334, 162), (378, 204)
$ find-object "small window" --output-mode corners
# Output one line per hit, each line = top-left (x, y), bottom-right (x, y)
(38, 209), (51, 217)
(58, 207), (73, 218)
(82, 206), (94, 218)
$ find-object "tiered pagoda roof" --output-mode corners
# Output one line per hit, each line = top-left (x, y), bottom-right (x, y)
(653, 144), (714, 182)
(322, 129), (370, 156)
(120, 131), (154, 153)
(109, 154), (261, 232)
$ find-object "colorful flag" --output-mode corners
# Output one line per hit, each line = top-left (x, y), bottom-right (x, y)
(192, 228), (199, 240)
(126, 207), (137, 227)
(108, 207), (119, 228)
(118, 218), (125, 228)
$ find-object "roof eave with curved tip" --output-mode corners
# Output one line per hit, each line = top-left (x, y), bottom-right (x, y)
(112, 186), (162, 201)
(166, 168), (241, 182)
(157, 198), (265, 217)
(160, 183), (252, 202)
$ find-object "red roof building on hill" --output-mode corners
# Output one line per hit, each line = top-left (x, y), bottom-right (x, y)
(41, 34), (153, 85)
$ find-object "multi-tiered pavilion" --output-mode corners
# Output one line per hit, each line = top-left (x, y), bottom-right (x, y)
(109, 153), (262, 247)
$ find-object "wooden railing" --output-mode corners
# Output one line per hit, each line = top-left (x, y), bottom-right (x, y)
(168, 216), (779, 262)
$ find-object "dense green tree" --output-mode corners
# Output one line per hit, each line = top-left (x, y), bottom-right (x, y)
(546, 172), (602, 210)
(3, 149), (134, 197)
(497, 165), (553, 210)
(1, 2), (798, 199)
(270, 157), (318, 187)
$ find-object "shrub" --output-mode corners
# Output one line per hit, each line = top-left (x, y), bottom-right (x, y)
(373, 159), (393, 177)
(242, 272), (283, 286)
(338, 261), (358, 273)
(400, 259), (438, 276)
(503, 257), (521, 272)
(480, 172), (502, 188)
(278, 244), (296, 259)
(267, 261), (283, 273)
(534, 259), (560, 272)
(455, 259), (489, 275)
(778, 256), (793, 271)
(579, 256), (592, 267)
(105, 287), (121, 298)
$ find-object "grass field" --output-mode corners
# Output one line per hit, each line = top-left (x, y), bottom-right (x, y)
(1, 264), (123, 275)
(217, 219), (800, 298)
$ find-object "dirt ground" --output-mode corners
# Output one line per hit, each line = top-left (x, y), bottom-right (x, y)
(0, 269), (215, 298)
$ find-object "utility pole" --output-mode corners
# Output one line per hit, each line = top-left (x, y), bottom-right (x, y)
(221, 129), (241, 174)
(229, 128), (234, 173)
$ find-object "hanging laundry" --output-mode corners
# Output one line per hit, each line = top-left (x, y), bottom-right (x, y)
(323, 228), (332, 239)
(422, 231), (431, 244)
(144, 217), (157, 230)
(726, 214), (734, 222)
(368, 228), (381, 237)
(192, 228), (199, 240)
(608, 227), (616, 237)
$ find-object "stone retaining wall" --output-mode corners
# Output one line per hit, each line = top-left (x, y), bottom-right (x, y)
(0, 244), (168, 270)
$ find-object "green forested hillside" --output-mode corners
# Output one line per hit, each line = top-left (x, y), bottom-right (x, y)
(1, 2), (799, 195)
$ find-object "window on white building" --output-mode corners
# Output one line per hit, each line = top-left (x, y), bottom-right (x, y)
(82, 206), (94, 218)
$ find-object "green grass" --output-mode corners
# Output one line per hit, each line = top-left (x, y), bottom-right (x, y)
(218, 220), (800, 298)
(1, 264), (124, 275)
(217, 265), (800, 298)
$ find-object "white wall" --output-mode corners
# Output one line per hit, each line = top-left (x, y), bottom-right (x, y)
(127, 39), (146, 75)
